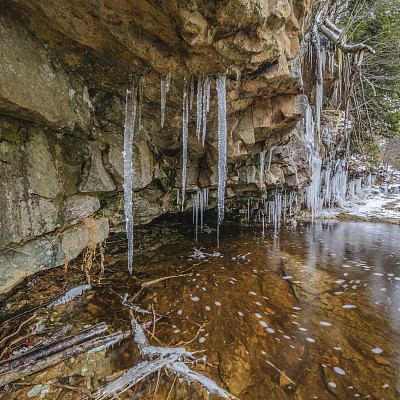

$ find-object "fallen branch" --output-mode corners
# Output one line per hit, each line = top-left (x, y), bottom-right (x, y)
(141, 256), (214, 288)
(96, 356), (179, 400)
(0, 328), (132, 387)
(96, 311), (235, 399)
(0, 323), (108, 374)
(141, 273), (191, 288)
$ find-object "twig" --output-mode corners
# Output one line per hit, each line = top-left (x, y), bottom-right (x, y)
(166, 373), (178, 400)
(265, 360), (295, 385)
(141, 256), (214, 288)
(180, 256), (214, 274)
(0, 314), (37, 347)
(151, 305), (156, 341)
(14, 381), (95, 398)
(141, 273), (191, 288)
(152, 368), (161, 400)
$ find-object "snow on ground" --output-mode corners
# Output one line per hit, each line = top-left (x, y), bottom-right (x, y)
(308, 165), (400, 223)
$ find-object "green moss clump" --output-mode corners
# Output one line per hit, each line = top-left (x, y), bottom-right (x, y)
(0, 128), (21, 143)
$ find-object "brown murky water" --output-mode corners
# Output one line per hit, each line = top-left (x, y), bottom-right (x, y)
(1, 221), (400, 399)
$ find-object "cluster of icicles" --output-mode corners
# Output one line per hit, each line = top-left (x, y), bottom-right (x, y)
(245, 192), (299, 235)
(305, 28), (374, 220)
(123, 74), (227, 273)
(304, 104), (377, 220)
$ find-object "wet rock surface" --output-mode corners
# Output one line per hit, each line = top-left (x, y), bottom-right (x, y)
(1, 220), (399, 399)
(0, 0), (321, 280)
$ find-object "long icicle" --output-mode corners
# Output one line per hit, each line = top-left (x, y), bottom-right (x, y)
(202, 77), (211, 146)
(216, 74), (227, 229)
(160, 72), (172, 128)
(123, 80), (138, 274)
(196, 77), (203, 140)
(259, 150), (266, 189)
(181, 79), (189, 211)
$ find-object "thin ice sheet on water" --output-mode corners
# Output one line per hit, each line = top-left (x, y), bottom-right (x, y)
(47, 284), (91, 308)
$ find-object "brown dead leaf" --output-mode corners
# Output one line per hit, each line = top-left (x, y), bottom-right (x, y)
(104, 368), (129, 382)
(374, 356), (391, 365)
(279, 371), (292, 387)
(265, 307), (275, 315)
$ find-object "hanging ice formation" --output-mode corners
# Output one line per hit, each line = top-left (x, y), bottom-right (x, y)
(138, 76), (145, 130)
(181, 79), (189, 211)
(245, 192), (298, 234)
(259, 150), (267, 189)
(216, 74), (227, 227)
(196, 77), (203, 140)
(192, 189), (209, 240)
(189, 76), (194, 111)
(123, 80), (139, 274)
(268, 146), (276, 171)
(160, 72), (172, 128)
(202, 77), (211, 146)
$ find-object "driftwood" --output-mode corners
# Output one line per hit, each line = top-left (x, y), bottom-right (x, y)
(96, 313), (236, 399)
(96, 355), (179, 400)
(0, 327), (132, 387)
(0, 322), (108, 374)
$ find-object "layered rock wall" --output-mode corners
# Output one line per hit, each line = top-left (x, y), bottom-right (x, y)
(0, 0), (322, 292)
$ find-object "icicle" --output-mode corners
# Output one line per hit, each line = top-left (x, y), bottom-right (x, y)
(268, 146), (276, 170)
(216, 74), (227, 228)
(196, 77), (203, 140)
(177, 189), (180, 205)
(305, 105), (315, 145)
(194, 192), (199, 241)
(138, 76), (145, 130)
(202, 77), (211, 146)
(123, 81), (138, 274)
(316, 81), (323, 135)
(193, 189), (207, 239)
(259, 150), (267, 189)
(160, 72), (172, 128)
(200, 190), (204, 232)
(189, 76), (194, 111)
(181, 79), (189, 211)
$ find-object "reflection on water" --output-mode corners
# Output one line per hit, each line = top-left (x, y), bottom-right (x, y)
(3, 221), (400, 399)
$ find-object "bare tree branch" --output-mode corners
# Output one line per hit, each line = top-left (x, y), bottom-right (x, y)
(318, 23), (376, 54)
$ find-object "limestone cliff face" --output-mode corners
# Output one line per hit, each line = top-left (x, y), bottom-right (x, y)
(0, 0), (321, 291)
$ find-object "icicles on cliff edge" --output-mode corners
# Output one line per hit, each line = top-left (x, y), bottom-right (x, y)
(160, 72), (172, 128)
(259, 150), (266, 189)
(193, 189), (209, 240)
(216, 74), (227, 228)
(181, 79), (189, 211)
(123, 80), (139, 274)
